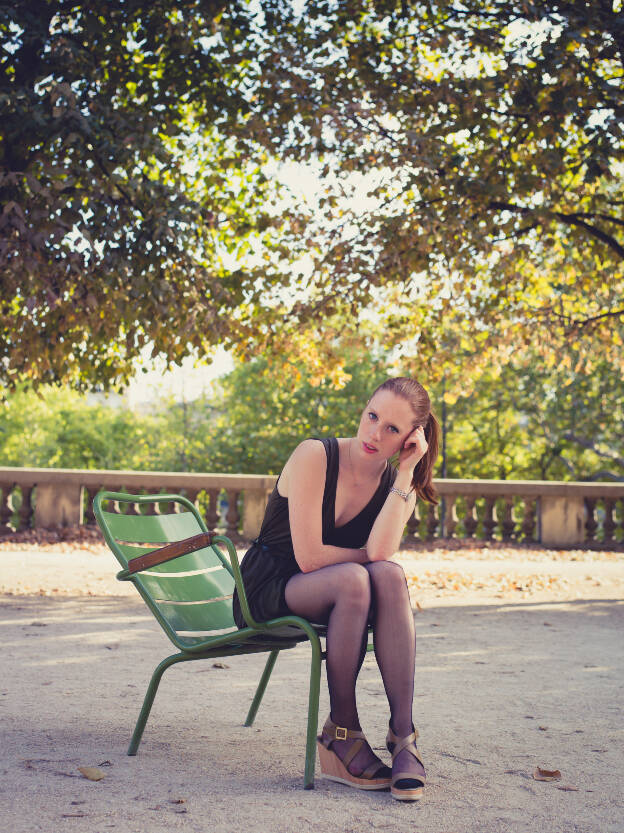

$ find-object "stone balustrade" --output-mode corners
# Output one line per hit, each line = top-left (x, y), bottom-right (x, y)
(0, 467), (622, 548)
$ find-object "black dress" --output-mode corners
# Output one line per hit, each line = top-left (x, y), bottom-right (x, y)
(232, 437), (396, 629)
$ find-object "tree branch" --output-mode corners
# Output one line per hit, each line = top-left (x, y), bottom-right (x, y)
(487, 200), (624, 259)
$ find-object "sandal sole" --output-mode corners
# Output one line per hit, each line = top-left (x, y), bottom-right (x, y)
(391, 786), (424, 801)
(317, 741), (391, 790)
(323, 773), (391, 790)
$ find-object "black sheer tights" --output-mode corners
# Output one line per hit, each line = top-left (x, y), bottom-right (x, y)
(284, 560), (422, 779)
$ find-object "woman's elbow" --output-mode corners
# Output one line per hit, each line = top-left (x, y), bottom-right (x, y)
(366, 545), (394, 562)
(294, 550), (318, 573)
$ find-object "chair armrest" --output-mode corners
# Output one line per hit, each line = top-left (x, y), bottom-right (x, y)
(126, 533), (213, 575)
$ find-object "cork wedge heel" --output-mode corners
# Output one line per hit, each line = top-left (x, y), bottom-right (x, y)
(316, 717), (392, 791)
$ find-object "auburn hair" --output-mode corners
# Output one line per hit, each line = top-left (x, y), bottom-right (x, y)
(370, 377), (440, 504)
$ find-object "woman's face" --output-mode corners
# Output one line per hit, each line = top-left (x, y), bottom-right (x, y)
(356, 390), (418, 461)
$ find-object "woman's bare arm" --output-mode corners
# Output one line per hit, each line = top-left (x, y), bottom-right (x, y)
(282, 440), (368, 573)
(366, 425), (427, 561)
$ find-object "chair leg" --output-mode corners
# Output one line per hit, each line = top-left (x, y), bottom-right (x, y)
(127, 653), (190, 756)
(303, 636), (322, 790)
(245, 650), (279, 727)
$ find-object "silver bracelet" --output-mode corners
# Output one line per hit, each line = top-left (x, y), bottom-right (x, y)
(390, 486), (410, 502)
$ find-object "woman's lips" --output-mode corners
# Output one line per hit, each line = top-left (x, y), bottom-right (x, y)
(362, 442), (377, 454)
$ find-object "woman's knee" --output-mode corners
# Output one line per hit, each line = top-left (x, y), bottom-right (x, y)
(366, 560), (408, 594)
(333, 562), (371, 609)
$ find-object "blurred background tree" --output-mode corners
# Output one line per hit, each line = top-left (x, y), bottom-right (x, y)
(2, 343), (622, 481)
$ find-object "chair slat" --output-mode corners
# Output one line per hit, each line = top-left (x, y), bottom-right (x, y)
(136, 568), (234, 603)
(100, 510), (202, 544)
(156, 598), (235, 637)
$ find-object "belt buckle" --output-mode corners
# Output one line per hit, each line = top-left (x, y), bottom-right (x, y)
(334, 726), (348, 740)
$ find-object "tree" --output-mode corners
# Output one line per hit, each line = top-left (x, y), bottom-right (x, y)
(0, 1), (305, 389)
(3, 2), (622, 391)
(194, 348), (391, 474)
(441, 346), (624, 481)
(232, 0), (624, 374)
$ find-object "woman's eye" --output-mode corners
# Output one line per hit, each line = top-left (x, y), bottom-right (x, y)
(389, 426), (399, 434)
(368, 412), (377, 421)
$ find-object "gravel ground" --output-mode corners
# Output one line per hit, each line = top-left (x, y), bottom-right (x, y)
(0, 541), (622, 833)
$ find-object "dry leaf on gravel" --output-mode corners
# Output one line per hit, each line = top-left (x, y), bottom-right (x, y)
(211, 662), (229, 669)
(77, 766), (105, 781)
(557, 784), (579, 791)
(533, 767), (562, 781)
(169, 798), (186, 804)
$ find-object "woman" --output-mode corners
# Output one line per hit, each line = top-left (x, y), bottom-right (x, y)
(232, 377), (440, 801)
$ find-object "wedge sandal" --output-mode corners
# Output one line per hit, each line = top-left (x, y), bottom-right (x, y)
(317, 717), (392, 790)
(386, 726), (426, 801)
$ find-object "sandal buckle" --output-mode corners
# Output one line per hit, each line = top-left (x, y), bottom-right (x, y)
(334, 726), (348, 740)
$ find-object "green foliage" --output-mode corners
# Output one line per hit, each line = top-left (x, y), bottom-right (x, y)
(440, 349), (624, 481)
(2, 341), (622, 483)
(2, 2), (622, 391)
(0, 1), (304, 389)
(0, 387), (159, 469)
(197, 351), (390, 473)
(231, 0), (624, 376)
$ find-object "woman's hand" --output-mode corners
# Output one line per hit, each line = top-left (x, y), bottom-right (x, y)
(398, 425), (428, 471)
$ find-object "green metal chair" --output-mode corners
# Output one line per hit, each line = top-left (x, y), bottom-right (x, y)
(94, 490), (333, 789)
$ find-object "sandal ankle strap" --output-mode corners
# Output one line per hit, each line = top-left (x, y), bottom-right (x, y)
(320, 716), (366, 746)
(386, 726), (420, 760)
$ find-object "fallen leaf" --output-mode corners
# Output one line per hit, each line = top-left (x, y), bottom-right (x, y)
(77, 766), (105, 781)
(533, 767), (562, 781)
(211, 662), (229, 669)
(98, 760), (113, 767)
(169, 798), (186, 804)
(557, 784), (579, 791)
(61, 813), (86, 818)
(538, 726), (548, 731)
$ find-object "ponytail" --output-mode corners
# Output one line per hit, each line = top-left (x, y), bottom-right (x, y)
(411, 411), (440, 504)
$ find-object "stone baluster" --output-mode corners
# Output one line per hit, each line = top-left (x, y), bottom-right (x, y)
(482, 496), (496, 540)
(405, 503), (421, 541)
(120, 488), (141, 515)
(225, 489), (241, 538)
(17, 485), (34, 532)
(501, 496), (515, 541)
(185, 489), (200, 510)
(205, 488), (221, 531)
(463, 496), (478, 538)
(0, 484), (14, 533)
(584, 498), (598, 542)
(83, 486), (98, 523)
(521, 497), (537, 542)
(442, 496), (456, 538)
(426, 503), (438, 539)
(602, 498), (616, 545)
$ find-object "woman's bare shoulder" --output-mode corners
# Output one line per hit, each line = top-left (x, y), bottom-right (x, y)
(279, 439), (327, 497)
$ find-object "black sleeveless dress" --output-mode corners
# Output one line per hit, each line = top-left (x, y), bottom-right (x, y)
(232, 437), (396, 629)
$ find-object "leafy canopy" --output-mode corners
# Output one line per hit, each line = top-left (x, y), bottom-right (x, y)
(1, 1), (622, 390)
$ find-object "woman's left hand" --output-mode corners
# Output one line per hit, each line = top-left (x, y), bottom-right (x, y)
(398, 425), (428, 471)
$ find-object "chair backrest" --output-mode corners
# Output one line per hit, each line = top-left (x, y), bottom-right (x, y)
(94, 492), (238, 649)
